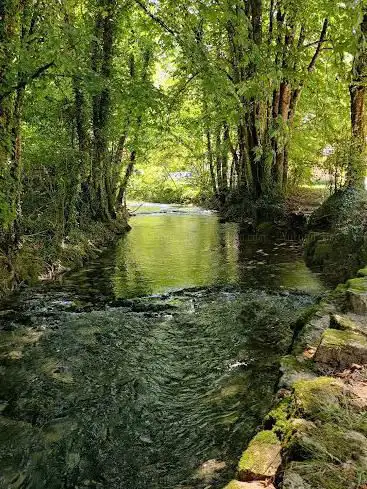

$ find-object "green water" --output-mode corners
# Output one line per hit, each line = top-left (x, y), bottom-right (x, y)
(0, 204), (324, 489)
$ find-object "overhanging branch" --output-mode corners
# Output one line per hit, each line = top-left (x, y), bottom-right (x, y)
(0, 61), (55, 102)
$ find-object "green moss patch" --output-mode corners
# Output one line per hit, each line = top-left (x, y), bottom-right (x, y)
(315, 329), (367, 368)
(238, 430), (282, 481)
(357, 267), (367, 277)
(293, 377), (344, 418)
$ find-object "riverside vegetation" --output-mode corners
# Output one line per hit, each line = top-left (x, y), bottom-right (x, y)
(1, 1), (367, 489)
(0, 0), (367, 289)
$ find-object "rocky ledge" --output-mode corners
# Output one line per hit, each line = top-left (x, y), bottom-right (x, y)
(222, 267), (367, 489)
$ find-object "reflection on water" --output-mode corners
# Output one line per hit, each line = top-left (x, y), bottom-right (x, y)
(108, 204), (324, 298)
(0, 204), (326, 489)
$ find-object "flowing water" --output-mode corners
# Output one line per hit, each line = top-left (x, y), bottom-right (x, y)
(0, 204), (325, 489)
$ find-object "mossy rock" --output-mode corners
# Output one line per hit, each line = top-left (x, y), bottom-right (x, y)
(308, 188), (367, 232)
(347, 277), (367, 292)
(293, 315), (330, 360)
(347, 277), (367, 314)
(293, 377), (344, 418)
(264, 396), (293, 437)
(357, 266), (367, 277)
(282, 471), (311, 489)
(331, 313), (367, 336)
(305, 189), (367, 283)
(284, 426), (367, 488)
(314, 328), (367, 368)
(279, 355), (317, 390)
(238, 430), (282, 482)
(223, 481), (275, 489)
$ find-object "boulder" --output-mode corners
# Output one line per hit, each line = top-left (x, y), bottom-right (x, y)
(314, 329), (367, 368)
(238, 431), (282, 482)
(293, 377), (345, 417)
(331, 313), (367, 337)
(293, 315), (330, 362)
(279, 356), (317, 390)
(347, 278), (367, 314)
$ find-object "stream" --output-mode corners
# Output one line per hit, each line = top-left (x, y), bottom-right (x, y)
(0, 204), (325, 489)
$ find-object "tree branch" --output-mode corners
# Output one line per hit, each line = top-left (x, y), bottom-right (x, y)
(308, 19), (329, 73)
(133, 0), (177, 37)
(0, 61), (55, 102)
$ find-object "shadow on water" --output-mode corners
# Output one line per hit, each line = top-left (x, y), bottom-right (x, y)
(0, 204), (326, 489)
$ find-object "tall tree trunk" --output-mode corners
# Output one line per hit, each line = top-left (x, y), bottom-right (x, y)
(348, 7), (367, 188)
(91, 0), (117, 221)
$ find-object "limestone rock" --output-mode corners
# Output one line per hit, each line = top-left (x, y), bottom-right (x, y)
(293, 315), (330, 361)
(282, 471), (311, 489)
(223, 481), (275, 489)
(238, 431), (282, 482)
(331, 313), (367, 337)
(315, 329), (367, 368)
(279, 355), (317, 389)
(293, 377), (344, 416)
(347, 278), (367, 314)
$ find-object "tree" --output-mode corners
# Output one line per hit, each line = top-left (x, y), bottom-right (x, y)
(348, 4), (367, 188)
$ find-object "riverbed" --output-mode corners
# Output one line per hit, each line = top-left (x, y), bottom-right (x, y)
(0, 204), (325, 489)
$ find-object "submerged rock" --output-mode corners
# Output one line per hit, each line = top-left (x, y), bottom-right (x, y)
(193, 459), (227, 483)
(238, 430), (282, 482)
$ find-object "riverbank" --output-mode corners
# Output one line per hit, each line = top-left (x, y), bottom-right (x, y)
(223, 268), (367, 489)
(0, 217), (130, 298)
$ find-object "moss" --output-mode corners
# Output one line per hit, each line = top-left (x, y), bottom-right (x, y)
(293, 377), (344, 419)
(281, 355), (303, 372)
(357, 267), (367, 277)
(322, 328), (367, 348)
(347, 277), (367, 293)
(238, 430), (280, 472)
(330, 314), (359, 332)
(265, 397), (293, 437)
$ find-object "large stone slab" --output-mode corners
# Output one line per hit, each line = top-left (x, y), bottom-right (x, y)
(314, 329), (367, 368)
(238, 431), (282, 482)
